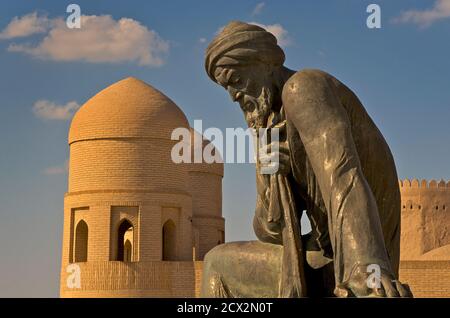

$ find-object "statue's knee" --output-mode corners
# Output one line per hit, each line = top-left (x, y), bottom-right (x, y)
(203, 243), (229, 278)
(201, 245), (229, 298)
(204, 244), (224, 265)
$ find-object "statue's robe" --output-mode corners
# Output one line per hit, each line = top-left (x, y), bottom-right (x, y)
(202, 69), (401, 297)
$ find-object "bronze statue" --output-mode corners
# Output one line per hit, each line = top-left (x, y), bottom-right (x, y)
(201, 21), (412, 297)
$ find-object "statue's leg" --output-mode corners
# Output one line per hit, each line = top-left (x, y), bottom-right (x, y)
(373, 178), (401, 277)
(200, 240), (283, 298)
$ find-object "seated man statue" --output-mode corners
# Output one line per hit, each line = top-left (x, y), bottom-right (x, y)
(201, 21), (412, 298)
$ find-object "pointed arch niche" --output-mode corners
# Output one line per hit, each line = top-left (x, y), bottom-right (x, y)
(110, 206), (139, 262)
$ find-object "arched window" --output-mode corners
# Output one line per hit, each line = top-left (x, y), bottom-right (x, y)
(162, 219), (176, 261)
(117, 219), (133, 261)
(74, 220), (88, 262)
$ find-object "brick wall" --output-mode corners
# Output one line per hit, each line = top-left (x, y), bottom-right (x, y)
(61, 261), (203, 298)
(399, 261), (450, 297)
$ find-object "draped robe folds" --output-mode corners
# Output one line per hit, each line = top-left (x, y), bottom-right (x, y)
(253, 70), (401, 295)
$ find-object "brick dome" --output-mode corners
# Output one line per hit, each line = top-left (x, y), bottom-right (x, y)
(67, 77), (191, 193)
(69, 77), (189, 144)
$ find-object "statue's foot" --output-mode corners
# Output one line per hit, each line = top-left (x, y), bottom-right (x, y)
(334, 265), (413, 298)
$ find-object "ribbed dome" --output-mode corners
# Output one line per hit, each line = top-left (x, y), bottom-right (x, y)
(69, 77), (189, 144)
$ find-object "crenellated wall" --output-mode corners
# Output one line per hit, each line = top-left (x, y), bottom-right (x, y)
(399, 179), (450, 260)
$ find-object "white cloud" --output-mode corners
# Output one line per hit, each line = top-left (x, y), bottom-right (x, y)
(249, 22), (291, 47)
(7, 14), (169, 66)
(392, 0), (450, 28)
(43, 160), (69, 175)
(251, 2), (265, 17)
(33, 100), (80, 120)
(199, 37), (207, 43)
(0, 12), (51, 39)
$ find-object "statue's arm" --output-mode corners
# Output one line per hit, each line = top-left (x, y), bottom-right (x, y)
(282, 69), (392, 283)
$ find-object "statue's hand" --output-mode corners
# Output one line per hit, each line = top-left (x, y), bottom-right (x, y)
(334, 265), (413, 298)
(258, 141), (291, 175)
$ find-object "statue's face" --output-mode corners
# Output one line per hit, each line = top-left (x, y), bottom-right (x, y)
(214, 65), (273, 129)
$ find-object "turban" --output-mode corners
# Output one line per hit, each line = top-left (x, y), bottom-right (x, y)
(205, 21), (285, 83)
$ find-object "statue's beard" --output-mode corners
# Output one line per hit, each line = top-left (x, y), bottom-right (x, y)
(245, 86), (273, 129)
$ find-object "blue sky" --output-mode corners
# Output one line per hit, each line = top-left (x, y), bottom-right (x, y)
(0, 0), (449, 297)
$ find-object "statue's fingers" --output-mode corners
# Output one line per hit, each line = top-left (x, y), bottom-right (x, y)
(260, 152), (289, 163)
(258, 143), (274, 155)
(260, 141), (289, 151)
(395, 281), (412, 298)
(278, 143), (290, 154)
(259, 153), (276, 165)
(259, 153), (271, 164)
(277, 152), (290, 162)
(382, 279), (400, 297)
(334, 285), (352, 298)
(260, 142), (276, 151)
(372, 285), (386, 297)
(258, 147), (270, 158)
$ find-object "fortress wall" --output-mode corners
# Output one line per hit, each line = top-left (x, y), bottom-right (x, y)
(400, 179), (450, 259)
(60, 261), (204, 298)
(399, 261), (450, 297)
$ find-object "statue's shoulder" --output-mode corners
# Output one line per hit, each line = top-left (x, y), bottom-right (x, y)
(282, 69), (332, 95)
(282, 68), (334, 108)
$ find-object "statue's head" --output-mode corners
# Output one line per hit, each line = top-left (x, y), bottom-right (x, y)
(205, 21), (285, 128)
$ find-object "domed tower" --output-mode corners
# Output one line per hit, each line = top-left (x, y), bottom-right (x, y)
(60, 77), (224, 297)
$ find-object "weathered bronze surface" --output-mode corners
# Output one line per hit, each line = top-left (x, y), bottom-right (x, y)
(202, 21), (412, 297)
